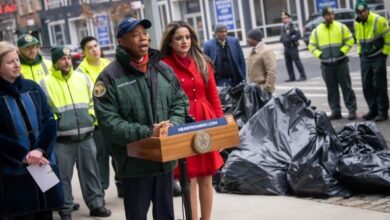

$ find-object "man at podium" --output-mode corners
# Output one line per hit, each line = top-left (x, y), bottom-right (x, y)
(93, 17), (188, 220)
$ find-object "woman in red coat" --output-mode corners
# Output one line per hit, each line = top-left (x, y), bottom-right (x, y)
(161, 21), (224, 220)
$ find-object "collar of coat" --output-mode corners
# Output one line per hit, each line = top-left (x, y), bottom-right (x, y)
(252, 41), (266, 54)
(0, 75), (22, 96)
(50, 65), (74, 81)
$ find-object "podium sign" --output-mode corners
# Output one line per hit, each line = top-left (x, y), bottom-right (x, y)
(127, 115), (239, 162)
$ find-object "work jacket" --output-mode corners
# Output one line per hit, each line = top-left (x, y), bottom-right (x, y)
(40, 67), (95, 142)
(308, 20), (354, 64)
(354, 12), (390, 58)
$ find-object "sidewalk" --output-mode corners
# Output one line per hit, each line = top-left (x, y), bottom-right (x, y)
(56, 167), (390, 220)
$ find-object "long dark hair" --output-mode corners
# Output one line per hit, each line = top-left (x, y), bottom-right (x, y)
(160, 20), (210, 83)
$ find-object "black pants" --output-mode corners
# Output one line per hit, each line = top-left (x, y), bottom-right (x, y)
(284, 47), (306, 80)
(122, 172), (174, 220)
(321, 60), (357, 114)
(1, 210), (53, 220)
(361, 55), (389, 116)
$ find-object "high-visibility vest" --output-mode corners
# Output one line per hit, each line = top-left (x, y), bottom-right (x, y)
(76, 58), (110, 83)
(20, 57), (51, 83)
(308, 20), (354, 63)
(40, 67), (95, 142)
(354, 12), (390, 58)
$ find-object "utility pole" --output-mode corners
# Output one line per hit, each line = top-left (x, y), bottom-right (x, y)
(144, 0), (162, 49)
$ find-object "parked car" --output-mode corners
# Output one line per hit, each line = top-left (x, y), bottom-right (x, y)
(302, 9), (355, 46)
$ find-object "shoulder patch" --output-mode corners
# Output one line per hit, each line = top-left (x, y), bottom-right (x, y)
(94, 81), (106, 97)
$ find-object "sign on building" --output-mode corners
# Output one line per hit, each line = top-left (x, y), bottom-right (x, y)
(214, 0), (235, 31)
(95, 15), (111, 46)
(316, 0), (338, 11)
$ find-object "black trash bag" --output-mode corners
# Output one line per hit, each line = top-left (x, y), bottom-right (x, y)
(337, 122), (390, 193)
(218, 81), (271, 128)
(219, 88), (317, 195)
(287, 112), (350, 197)
(218, 82), (245, 114)
(339, 150), (390, 193)
(232, 83), (272, 128)
(337, 122), (388, 155)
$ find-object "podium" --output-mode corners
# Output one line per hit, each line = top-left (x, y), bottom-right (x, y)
(127, 114), (239, 162)
(127, 114), (239, 220)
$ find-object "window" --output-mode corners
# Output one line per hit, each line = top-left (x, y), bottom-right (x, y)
(49, 22), (69, 45)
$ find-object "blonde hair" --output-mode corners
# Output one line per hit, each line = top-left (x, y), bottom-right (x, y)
(0, 41), (18, 65)
(160, 21), (211, 83)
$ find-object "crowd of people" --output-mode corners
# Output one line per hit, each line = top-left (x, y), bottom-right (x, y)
(0, 0), (389, 219)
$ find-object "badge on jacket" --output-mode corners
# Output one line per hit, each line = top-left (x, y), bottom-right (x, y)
(94, 81), (106, 97)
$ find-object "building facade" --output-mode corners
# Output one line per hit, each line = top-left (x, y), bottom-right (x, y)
(3, 0), (387, 52)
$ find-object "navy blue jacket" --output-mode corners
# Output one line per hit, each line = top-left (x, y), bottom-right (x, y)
(203, 36), (246, 81)
(0, 76), (63, 217)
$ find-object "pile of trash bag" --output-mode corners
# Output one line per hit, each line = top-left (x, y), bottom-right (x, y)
(218, 88), (390, 197)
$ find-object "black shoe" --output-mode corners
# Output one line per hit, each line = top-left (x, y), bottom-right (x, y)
(374, 114), (388, 122)
(60, 214), (72, 220)
(362, 111), (377, 120)
(72, 203), (80, 211)
(347, 111), (357, 120)
(296, 77), (307, 81)
(328, 112), (342, 120)
(90, 206), (111, 217)
(285, 79), (295, 82)
(172, 181), (182, 197)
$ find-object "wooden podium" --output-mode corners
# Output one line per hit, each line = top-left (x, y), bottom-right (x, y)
(127, 114), (239, 162)
(127, 114), (239, 220)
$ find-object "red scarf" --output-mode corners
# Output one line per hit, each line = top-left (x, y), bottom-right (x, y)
(130, 55), (149, 73)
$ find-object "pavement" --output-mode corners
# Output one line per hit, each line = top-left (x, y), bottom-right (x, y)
(53, 42), (390, 220)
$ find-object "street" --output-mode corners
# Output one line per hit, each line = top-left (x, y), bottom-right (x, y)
(53, 42), (390, 220)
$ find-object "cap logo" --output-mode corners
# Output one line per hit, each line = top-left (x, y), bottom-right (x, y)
(127, 17), (137, 23)
(358, 5), (365, 10)
(24, 34), (33, 42)
(63, 48), (71, 55)
(327, 7), (333, 13)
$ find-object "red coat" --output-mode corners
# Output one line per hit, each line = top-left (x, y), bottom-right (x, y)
(162, 54), (224, 178)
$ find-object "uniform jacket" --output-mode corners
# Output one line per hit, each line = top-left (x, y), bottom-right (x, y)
(93, 46), (188, 178)
(203, 36), (246, 80)
(20, 54), (51, 83)
(247, 42), (276, 93)
(354, 12), (390, 58)
(76, 57), (110, 83)
(0, 76), (63, 217)
(308, 20), (354, 64)
(280, 22), (301, 48)
(40, 67), (95, 142)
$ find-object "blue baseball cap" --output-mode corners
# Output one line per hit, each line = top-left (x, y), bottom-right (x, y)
(116, 17), (152, 38)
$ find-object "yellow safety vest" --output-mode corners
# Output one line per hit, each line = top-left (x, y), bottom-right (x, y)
(20, 58), (51, 83)
(354, 12), (390, 57)
(40, 67), (95, 142)
(76, 58), (110, 83)
(308, 20), (354, 63)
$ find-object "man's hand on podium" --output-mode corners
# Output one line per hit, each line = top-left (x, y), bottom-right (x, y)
(152, 120), (173, 137)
